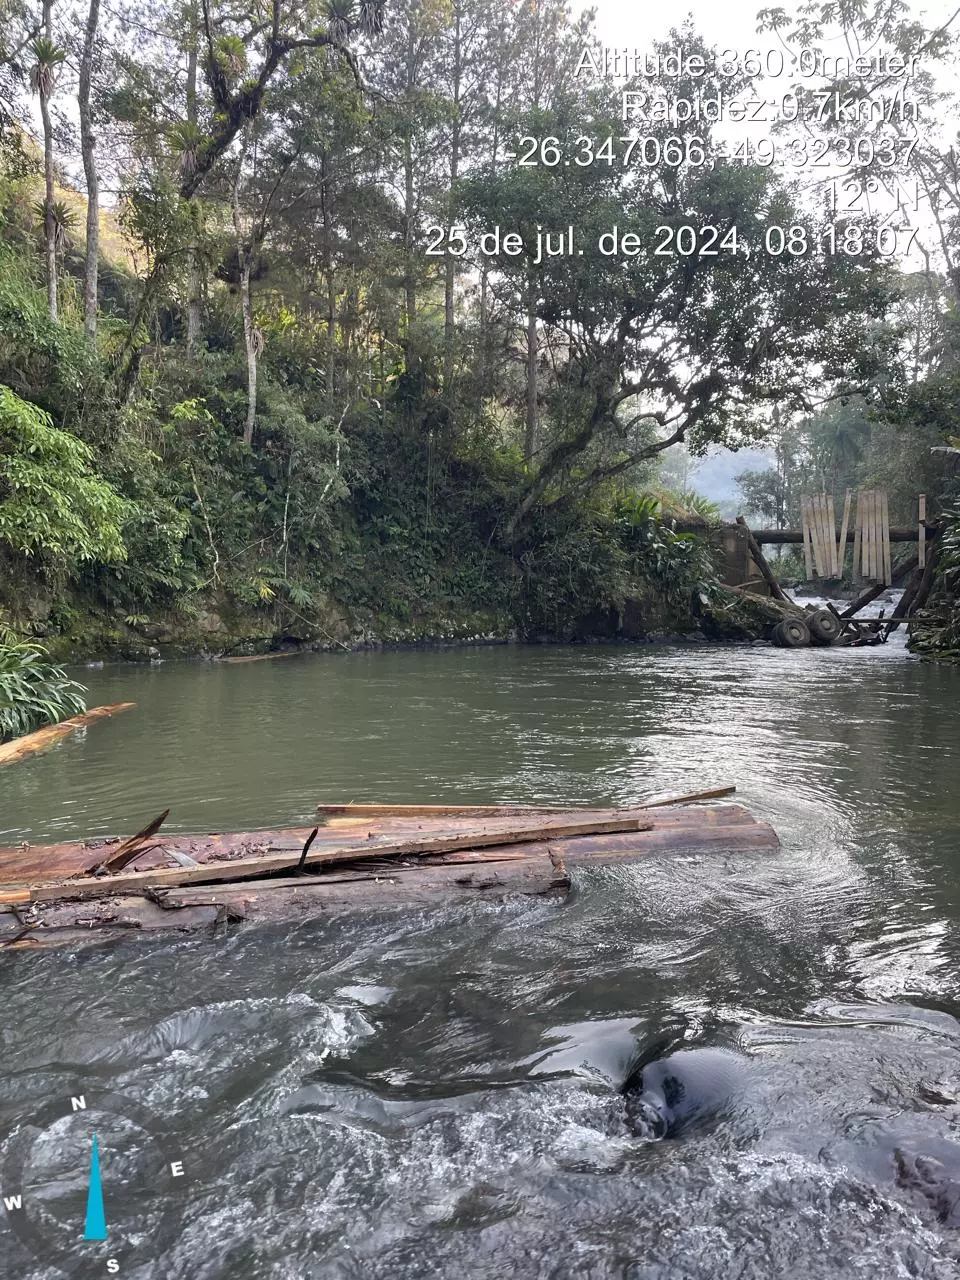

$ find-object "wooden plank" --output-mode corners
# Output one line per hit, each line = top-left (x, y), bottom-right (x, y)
(852, 490), (863, 581)
(814, 493), (830, 577)
(919, 493), (927, 569)
(20, 816), (655, 903)
(820, 493), (833, 576)
(863, 490), (873, 580)
(881, 490), (892, 585)
(814, 491), (829, 578)
(827, 493), (839, 577)
(837, 489), (852, 579)
(801, 496), (814, 580)
(316, 803), (566, 818)
(638, 785), (736, 807)
(0, 703), (135, 768)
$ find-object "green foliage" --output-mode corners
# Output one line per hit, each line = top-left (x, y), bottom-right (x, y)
(910, 501), (960, 662)
(0, 632), (86, 741)
(514, 492), (721, 638)
(0, 384), (129, 565)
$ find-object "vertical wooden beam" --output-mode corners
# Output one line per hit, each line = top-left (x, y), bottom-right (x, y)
(919, 493), (927, 569)
(881, 490), (892, 586)
(852, 489), (863, 582)
(863, 490), (873, 580)
(827, 493), (839, 577)
(837, 489), (852, 579)
(801, 496), (814, 580)
(812, 493), (827, 577)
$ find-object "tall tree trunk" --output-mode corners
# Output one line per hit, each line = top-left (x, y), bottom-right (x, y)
(443, 6), (462, 389)
(232, 131), (257, 446)
(321, 154), (336, 408)
(78, 0), (100, 341)
(478, 11), (506, 403)
(185, 4), (202, 355)
(40, 0), (57, 322)
(524, 273), (538, 461)
(402, 6), (418, 337)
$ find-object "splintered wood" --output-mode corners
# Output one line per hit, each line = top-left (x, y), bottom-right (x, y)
(0, 794), (781, 948)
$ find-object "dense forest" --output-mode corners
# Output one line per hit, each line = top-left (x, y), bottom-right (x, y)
(0, 0), (959, 694)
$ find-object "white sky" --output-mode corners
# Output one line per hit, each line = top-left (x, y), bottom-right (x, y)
(581, 1), (960, 58)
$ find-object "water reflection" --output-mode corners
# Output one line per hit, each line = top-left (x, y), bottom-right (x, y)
(2, 638), (960, 1276)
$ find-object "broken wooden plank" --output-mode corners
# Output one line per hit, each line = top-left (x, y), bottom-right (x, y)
(638, 785), (736, 807)
(919, 493), (927, 569)
(19, 815), (654, 903)
(94, 810), (170, 875)
(0, 703), (135, 768)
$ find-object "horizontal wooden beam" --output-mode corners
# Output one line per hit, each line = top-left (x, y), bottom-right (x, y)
(748, 527), (936, 545)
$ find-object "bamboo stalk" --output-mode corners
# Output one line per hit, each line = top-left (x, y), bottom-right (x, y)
(0, 703), (136, 768)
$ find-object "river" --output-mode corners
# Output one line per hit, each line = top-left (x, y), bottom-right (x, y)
(2, 630), (960, 1278)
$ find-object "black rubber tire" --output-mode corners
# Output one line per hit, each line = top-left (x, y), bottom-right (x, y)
(777, 617), (811, 648)
(807, 608), (841, 645)
(771, 621), (788, 647)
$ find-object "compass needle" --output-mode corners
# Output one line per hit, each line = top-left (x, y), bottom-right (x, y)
(83, 1135), (107, 1242)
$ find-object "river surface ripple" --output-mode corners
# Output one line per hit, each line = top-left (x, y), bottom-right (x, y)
(3, 632), (960, 1278)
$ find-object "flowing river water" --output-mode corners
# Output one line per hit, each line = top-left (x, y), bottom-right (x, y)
(3, 627), (960, 1278)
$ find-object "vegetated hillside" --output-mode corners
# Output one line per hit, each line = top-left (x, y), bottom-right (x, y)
(1, 1), (957, 660)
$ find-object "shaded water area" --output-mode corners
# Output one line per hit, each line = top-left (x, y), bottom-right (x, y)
(3, 629), (960, 1278)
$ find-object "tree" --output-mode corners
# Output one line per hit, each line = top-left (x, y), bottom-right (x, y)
(461, 29), (899, 540)
(78, 0), (101, 341)
(30, 2), (65, 321)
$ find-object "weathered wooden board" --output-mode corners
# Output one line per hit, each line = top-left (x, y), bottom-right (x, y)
(3, 814), (652, 902)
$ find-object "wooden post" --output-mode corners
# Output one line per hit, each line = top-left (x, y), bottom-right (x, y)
(865, 490), (875, 581)
(852, 490), (863, 583)
(735, 517), (791, 602)
(827, 493), (839, 577)
(813, 493), (829, 577)
(881, 490), (892, 586)
(919, 493), (927, 569)
(801, 496), (814, 579)
(837, 489), (852, 579)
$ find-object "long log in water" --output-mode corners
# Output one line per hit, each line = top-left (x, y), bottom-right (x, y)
(0, 703), (135, 768)
(0, 802), (779, 947)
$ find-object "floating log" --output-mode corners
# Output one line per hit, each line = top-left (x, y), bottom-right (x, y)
(215, 651), (302, 664)
(0, 703), (135, 768)
(0, 801), (779, 947)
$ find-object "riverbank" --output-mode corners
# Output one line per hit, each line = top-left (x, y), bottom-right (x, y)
(23, 581), (784, 664)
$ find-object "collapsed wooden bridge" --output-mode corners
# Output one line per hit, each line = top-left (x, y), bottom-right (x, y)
(0, 791), (779, 949)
